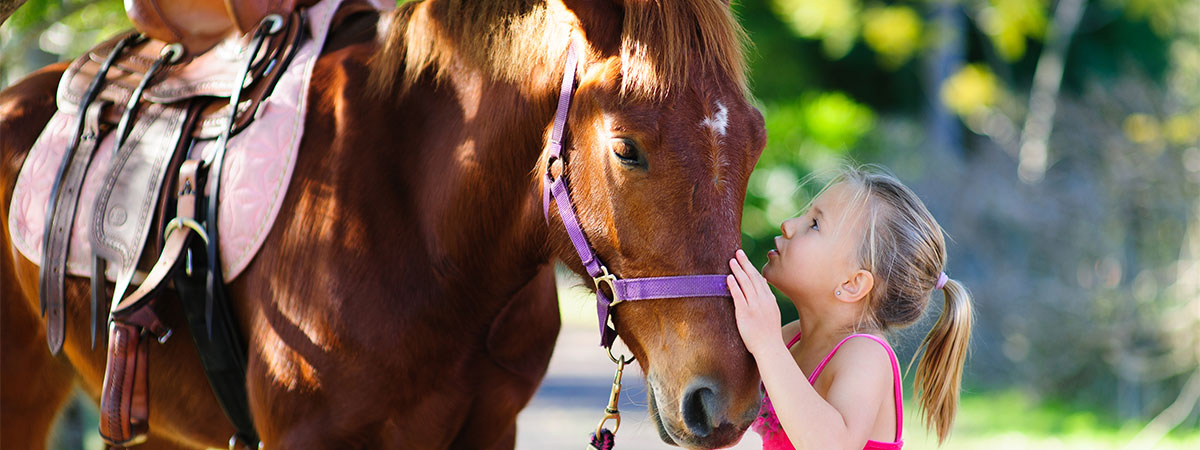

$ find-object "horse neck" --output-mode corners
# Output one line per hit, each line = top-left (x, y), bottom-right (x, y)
(373, 4), (573, 289)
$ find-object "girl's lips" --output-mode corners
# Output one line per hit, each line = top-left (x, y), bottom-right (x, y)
(773, 236), (783, 255)
(767, 249), (779, 259)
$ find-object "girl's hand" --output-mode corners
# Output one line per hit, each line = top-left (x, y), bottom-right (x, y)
(727, 249), (782, 357)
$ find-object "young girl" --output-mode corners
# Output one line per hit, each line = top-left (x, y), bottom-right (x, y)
(726, 166), (972, 449)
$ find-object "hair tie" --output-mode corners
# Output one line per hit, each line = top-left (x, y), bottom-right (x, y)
(935, 272), (949, 290)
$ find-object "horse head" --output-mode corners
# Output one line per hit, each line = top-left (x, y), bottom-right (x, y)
(371, 0), (766, 446)
(546, 1), (767, 447)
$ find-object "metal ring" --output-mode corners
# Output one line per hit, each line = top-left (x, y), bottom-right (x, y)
(164, 217), (210, 244)
(160, 43), (185, 64)
(262, 14), (285, 35)
(607, 345), (634, 365)
(156, 328), (173, 344)
(593, 265), (620, 305)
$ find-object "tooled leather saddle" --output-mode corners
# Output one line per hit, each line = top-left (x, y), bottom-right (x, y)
(15, 0), (382, 446)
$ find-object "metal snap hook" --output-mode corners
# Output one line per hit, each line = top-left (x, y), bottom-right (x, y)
(595, 356), (627, 436)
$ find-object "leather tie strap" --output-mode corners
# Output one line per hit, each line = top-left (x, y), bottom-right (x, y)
(42, 101), (109, 354)
(40, 33), (141, 354)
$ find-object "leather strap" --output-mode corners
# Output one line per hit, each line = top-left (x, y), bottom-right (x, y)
(42, 101), (110, 354)
(174, 209), (259, 446)
(110, 161), (200, 319)
(100, 321), (151, 447)
(89, 43), (186, 314)
(100, 160), (202, 447)
(39, 34), (140, 354)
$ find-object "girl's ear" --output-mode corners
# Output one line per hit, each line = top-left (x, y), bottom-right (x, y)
(835, 269), (874, 304)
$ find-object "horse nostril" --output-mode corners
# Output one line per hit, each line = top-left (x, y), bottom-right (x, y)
(681, 384), (718, 437)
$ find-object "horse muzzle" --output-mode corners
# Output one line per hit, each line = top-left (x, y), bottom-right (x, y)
(646, 375), (761, 449)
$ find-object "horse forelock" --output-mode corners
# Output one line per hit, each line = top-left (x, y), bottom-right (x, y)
(619, 0), (749, 100)
(369, 0), (748, 100)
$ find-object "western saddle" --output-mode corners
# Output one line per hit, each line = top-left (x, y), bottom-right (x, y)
(33, 0), (368, 447)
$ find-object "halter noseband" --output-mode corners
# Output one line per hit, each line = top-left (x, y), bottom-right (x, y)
(542, 39), (732, 349)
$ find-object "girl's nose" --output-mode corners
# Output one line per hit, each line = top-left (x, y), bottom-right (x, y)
(780, 218), (797, 239)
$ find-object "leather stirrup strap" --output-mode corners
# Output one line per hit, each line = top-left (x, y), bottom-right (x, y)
(99, 161), (202, 447)
(100, 321), (151, 447)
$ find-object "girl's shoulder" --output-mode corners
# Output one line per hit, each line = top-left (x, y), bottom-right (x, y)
(819, 334), (896, 384)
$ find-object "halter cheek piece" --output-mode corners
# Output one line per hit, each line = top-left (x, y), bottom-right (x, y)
(541, 39), (734, 349)
(546, 38), (736, 450)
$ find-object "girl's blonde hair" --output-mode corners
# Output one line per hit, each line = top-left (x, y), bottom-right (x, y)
(835, 165), (973, 445)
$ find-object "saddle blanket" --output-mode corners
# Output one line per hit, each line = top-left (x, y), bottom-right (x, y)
(8, 0), (358, 282)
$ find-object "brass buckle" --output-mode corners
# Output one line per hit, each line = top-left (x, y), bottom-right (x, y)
(593, 265), (620, 306)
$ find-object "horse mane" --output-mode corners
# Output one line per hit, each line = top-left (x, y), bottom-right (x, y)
(370, 0), (748, 99)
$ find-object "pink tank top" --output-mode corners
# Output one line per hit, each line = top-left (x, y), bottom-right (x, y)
(751, 333), (904, 450)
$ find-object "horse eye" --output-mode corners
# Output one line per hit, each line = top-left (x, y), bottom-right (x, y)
(611, 138), (644, 167)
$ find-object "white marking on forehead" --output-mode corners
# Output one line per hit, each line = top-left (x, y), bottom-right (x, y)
(700, 101), (729, 137)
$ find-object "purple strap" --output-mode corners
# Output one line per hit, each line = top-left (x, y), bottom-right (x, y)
(615, 275), (730, 300)
(543, 40), (580, 227)
(542, 38), (732, 348)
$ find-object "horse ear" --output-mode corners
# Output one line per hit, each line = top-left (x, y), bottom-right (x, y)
(560, 0), (623, 55)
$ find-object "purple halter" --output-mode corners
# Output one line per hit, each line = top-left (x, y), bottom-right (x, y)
(542, 40), (732, 348)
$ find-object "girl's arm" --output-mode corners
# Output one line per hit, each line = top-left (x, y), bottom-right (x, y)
(727, 250), (892, 450)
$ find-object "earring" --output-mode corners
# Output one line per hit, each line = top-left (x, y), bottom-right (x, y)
(835, 290), (841, 296)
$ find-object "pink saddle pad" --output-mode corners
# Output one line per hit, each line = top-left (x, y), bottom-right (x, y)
(8, 0), (365, 282)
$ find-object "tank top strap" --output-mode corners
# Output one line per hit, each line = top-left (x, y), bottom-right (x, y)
(785, 330), (803, 349)
(806, 334), (904, 443)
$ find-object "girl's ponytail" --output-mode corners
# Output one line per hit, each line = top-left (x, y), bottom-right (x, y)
(912, 278), (973, 444)
(840, 165), (973, 445)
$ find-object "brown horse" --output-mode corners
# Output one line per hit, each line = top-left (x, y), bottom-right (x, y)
(0, 0), (766, 448)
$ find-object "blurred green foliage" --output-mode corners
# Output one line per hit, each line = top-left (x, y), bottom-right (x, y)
(731, 0), (1199, 434)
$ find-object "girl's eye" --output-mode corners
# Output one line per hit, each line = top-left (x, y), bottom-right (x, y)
(611, 138), (646, 168)
(810, 218), (819, 231)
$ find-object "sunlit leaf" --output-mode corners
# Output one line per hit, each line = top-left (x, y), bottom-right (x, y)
(1163, 113), (1200, 145)
(941, 63), (999, 117)
(862, 5), (924, 69)
(1123, 113), (1161, 144)
(802, 91), (876, 150)
(978, 0), (1048, 61)
(770, 0), (861, 59)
